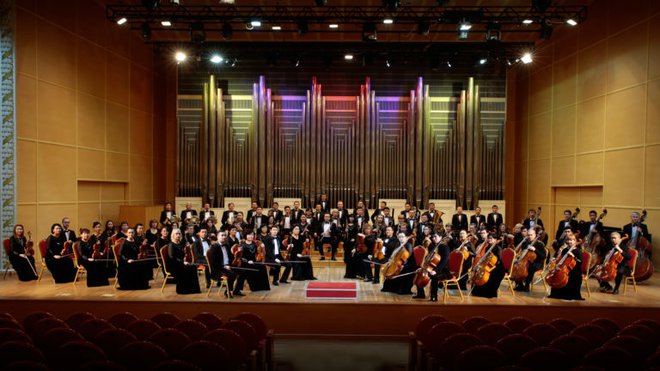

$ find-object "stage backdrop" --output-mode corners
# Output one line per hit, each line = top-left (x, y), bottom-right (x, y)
(176, 75), (506, 210)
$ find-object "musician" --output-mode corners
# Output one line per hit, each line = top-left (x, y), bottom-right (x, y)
(317, 193), (330, 213)
(166, 229), (201, 295)
(45, 223), (76, 283)
(281, 206), (294, 238)
(522, 209), (544, 230)
(367, 226), (397, 284)
(184, 224), (197, 245)
(514, 227), (546, 292)
(285, 225), (316, 281)
(470, 207), (485, 229)
(270, 202), (283, 223)
(145, 220), (160, 246)
(246, 202), (259, 225)
(336, 201), (349, 227)
(487, 205), (503, 231)
(512, 224), (526, 246)
(580, 210), (604, 240)
(406, 209), (417, 233)
(250, 207), (268, 233)
(451, 207), (469, 232)
(160, 202), (175, 228)
(135, 223), (146, 246)
(234, 232), (270, 293)
(382, 207), (394, 227)
(192, 229), (212, 288)
(200, 203), (215, 223)
(395, 216), (408, 236)
(555, 210), (579, 241)
(221, 203), (237, 226)
(117, 228), (151, 290)
(427, 232), (452, 302)
(423, 203), (442, 225)
(155, 227), (172, 282)
(8, 224), (38, 281)
(413, 228), (433, 299)
(471, 233), (505, 298)
(209, 232), (236, 297)
(227, 227), (240, 249)
(201, 218), (218, 237)
(76, 228), (109, 287)
(371, 201), (388, 223)
(623, 212), (651, 243)
(456, 229), (475, 290)
(233, 213), (247, 240)
(444, 223), (457, 242)
(400, 203), (413, 217)
(90, 222), (103, 245)
(257, 224), (270, 243)
(180, 203), (198, 223)
(298, 215), (313, 239)
(597, 232), (631, 295)
(548, 233), (584, 301)
(116, 221), (129, 239)
(313, 204), (324, 225)
(343, 217), (360, 279)
(316, 213), (339, 261)
(415, 215), (431, 246)
(381, 232), (415, 295)
(354, 200), (370, 222)
(291, 201), (304, 224)
(372, 214), (387, 238)
(264, 226), (287, 286)
(61, 217), (77, 242)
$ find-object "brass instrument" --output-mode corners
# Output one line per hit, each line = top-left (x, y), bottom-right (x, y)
(168, 215), (181, 226)
(431, 210), (445, 229)
(185, 215), (200, 226)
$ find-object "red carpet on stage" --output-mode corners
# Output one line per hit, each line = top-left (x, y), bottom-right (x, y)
(305, 281), (357, 300)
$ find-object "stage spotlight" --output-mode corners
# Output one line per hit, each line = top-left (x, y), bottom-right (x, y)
(272, 25), (282, 31)
(250, 20), (262, 27)
(344, 54), (354, 60)
(540, 22), (553, 40)
(458, 19), (471, 40)
(479, 57), (488, 65)
(522, 19), (533, 25)
(446, 61), (452, 68)
(329, 24), (339, 29)
(382, 0), (400, 11)
(566, 18), (578, 26)
(161, 20), (172, 27)
(142, 0), (160, 11)
(222, 23), (233, 39)
(190, 21), (205, 43)
(520, 52), (533, 64)
(486, 23), (501, 42)
(175, 51), (187, 63)
(362, 22), (377, 42)
(383, 18), (394, 25)
(417, 22), (430, 35)
(295, 59), (301, 67)
(297, 20), (309, 35)
(141, 23), (151, 39)
(116, 17), (127, 25)
(210, 55), (223, 64)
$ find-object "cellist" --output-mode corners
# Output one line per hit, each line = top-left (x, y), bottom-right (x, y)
(367, 226), (397, 285)
(471, 233), (505, 299)
(513, 226), (546, 292)
(597, 232), (630, 295)
(381, 232), (416, 295)
(427, 232), (452, 302)
(547, 233), (584, 301)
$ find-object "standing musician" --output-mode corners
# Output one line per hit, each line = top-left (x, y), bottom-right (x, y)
(513, 227), (546, 292)
(367, 226), (397, 284)
(234, 231), (270, 293)
(250, 207), (268, 234)
(45, 223), (77, 283)
(200, 203), (215, 223)
(523, 209), (544, 230)
(371, 201), (388, 223)
(547, 233), (584, 301)
(597, 232), (631, 295)
(246, 202), (259, 225)
(270, 202), (283, 223)
(470, 207), (486, 230)
(381, 232), (415, 295)
(313, 204), (324, 225)
(165, 229), (201, 295)
(8, 224), (38, 281)
(76, 228), (109, 287)
(209, 231), (236, 297)
(400, 203), (413, 217)
(221, 203), (237, 227)
(343, 215), (359, 279)
(580, 210), (604, 241)
(623, 211), (651, 243)
(281, 206), (294, 238)
(451, 207), (469, 232)
(427, 232), (452, 302)
(316, 213), (339, 261)
(117, 228), (151, 290)
(487, 205), (503, 231)
(555, 210), (579, 242)
(192, 229), (212, 288)
(354, 207), (368, 232)
(264, 226), (288, 286)
(285, 225), (316, 281)
(160, 202), (176, 229)
(471, 233), (505, 298)
(424, 203), (442, 226)
(415, 215), (432, 246)
(180, 203), (198, 224)
(61, 217), (77, 242)
(291, 201), (304, 224)
(405, 209), (417, 234)
(336, 201), (349, 227)
(354, 200), (370, 222)
(317, 193), (330, 213)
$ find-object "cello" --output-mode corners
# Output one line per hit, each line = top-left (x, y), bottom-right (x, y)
(470, 238), (502, 287)
(583, 209), (608, 267)
(591, 237), (628, 282)
(255, 240), (266, 263)
(413, 238), (441, 288)
(510, 235), (540, 281)
(383, 235), (413, 279)
(629, 210), (653, 282)
(545, 243), (579, 289)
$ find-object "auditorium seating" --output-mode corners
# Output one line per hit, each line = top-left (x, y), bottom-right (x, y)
(409, 315), (660, 371)
(0, 311), (274, 371)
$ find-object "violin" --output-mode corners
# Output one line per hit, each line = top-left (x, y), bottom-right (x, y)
(545, 244), (579, 289)
(61, 241), (73, 259)
(629, 210), (653, 282)
(354, 233), (368, 257)
(470, 239), (502, 287)
(510, 235), (540, 281)
(138, 239), (150, 260)
(255, 241), (266, 263)
(92, 241), (103, 259)
(591, 240), (627, 282)
(26, 231), (35, 256)
(302, 239), (312, 256)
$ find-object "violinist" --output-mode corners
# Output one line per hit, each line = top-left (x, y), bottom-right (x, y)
(8, 224), (38, 281)
(298, 215), (313, 239)
(513, 227), (546, 292)
(547, 232), (583, 301)
(90, 221), (103, 245)
(456, 230), (474, 290)
(367, 226), (397, 284)
(234, 231), (270, 293)
(209, 232), (236, 297)
(264, 226), (287, 286)
(471, 233), (505, 299)
(597, 232), (631, 295)
(623, 212), (651, 243)
(192, 229), (212, 288)
(117, 228), (151, 290)
(116, 221), (129, 239)
(427, 232), (452, 302)
(61, 217), (77, 243)
(76, 228), (109, 287)
(286, 225), (316, 281)
(316, 213), (339, 261)
(166, 228), (201, 294)
(381, 232), (415, 295)
(45, 223), (77, 283)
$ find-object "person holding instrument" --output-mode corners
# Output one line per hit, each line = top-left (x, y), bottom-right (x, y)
(76, 228), (110, 287)
(45, 223), (76, 283)
(234, 231), (270, 294)
(117, 228), (151, 290)
(367, 226), (397, 285)
(285, 225), (316, 281)
(166, 229), (201, 294)
(192, 228), (212, 288)
(547, 233), (584, 301)
(471, 233), (505, 298)
(596, 232), (630, 295)
(209, 232), (236, 297)
(513, 226), (546, 292)
(264, 226), (287, 286)
(427, 232), (452, 302)
(381, 232), (415, 295)
(8, 224), (38, 281)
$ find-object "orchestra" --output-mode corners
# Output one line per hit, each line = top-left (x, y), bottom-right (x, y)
(4, 201), (652, 304)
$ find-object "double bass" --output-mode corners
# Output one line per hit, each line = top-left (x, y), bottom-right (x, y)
(582, 209), (608, 267)
(545, 244), (578, 289)
(629, 210), (653, 282)
(470, 238), (502, 287)
(510, 235), (540, 281)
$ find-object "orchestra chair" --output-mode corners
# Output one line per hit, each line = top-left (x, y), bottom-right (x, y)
(152, 244), (163, 281)
(37, 240), (48, 282)
(623, 248), (638, 294)
(112, 239), (125, 289)
(442, 250), (466, 303)
(159, 246), (173, 292)
(2, 239), (10, 279)
(72, 242), (86, 286)
(580, 251), (591, 297)
(530, 247), (550, 292)
(322, 243), (332, 259)
(499, 247), (516, 297)
(191, 247), (206, 277)
(205, 250), (231, 298)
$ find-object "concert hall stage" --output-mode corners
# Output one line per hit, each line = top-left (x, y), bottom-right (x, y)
(1, 267), (658, 339)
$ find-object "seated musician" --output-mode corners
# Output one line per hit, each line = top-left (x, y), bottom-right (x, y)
(513, 226), (546, 292)
(233, 231), (270, 294)
(90, 221), (103, 245)
(209, 232), (236, 297)
(8, 224), (38, 281)
(76, 228), (109, 287)
(315, 213), (339, 261)
(548, 232), (583, 301)
(357, 225), (376, 282)
(413, 226), (433, 299)
(597, 232), (631, 295)
(117, 228), (151, 290)
(192, 228), (212, 288)
(155, 226), (172, 282)
(166, 228), (201, 295)
(45, 223), (77, 283)
(414, 214), (431, 245)
(145, 220), (160, 246)
(381, 232), (415, 295)
(116, 221), (129, 240)
(372, 215), (386, 238)
(427, 232), (452, 302)
(456, 229), (474, 290)
(264, 226), (288, 286)
(180, 203), (198, 224)
(286, 225), (316, 281)
(471, 232), (505, 298)
(366, 226), (397, 284)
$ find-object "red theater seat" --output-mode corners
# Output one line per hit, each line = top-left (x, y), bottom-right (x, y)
(56, 340), (107, 369)
(147, 328), (191, 356)
(570, 324), (608, 348)
(0, 328), (32, 345)
(523, 323), (560, 346)
(431, 333), (483, 369)
(462, 316), (491, 334)
(192, 312), (223, 330)
(547, 318), (575, 335)
(65, 312), (97, 330)
(476, 323), (513, 345)
(504, 317), (533, 334)
(518, 347), (569, 370)
(203, 328), (249, 367)
(151, 312), (181, 329)
(495, 334), (538, 363)
(0, 341), (46, 365)
(582, 346), (633, 370)
(116, 341), (168, 370)
(455, 345), (507, 371)
(173, 319), (209, 341)
(179, 340), (230, 371)
(548, 334), (593, 366)
(78, 318), (115, 340)
(126, 319), (161, 340)
(92, 328), (138, 360)
(107, 312), (139, 330)
(222, 320), (258, 351)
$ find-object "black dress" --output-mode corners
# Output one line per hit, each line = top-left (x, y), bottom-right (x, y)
(471, 243), (506, 298)
(8, 236), (38, 281)
(548, 246), (584, 301)
(45, 235), (76, 283)
(166, 242), (201, 294)
(117, 239), (151, 290)
(288, 236), (315, 281)
(382, 242), (415, 295)
(237, 242), (270, 291)
(77, 240), (110, 287)
(343, 225), (361, 279)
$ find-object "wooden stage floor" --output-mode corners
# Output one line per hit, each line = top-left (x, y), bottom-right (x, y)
(1, 267), (659, 337)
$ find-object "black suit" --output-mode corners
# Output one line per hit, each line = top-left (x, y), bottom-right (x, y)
(250, 215), (268, 233)
(271, 209), (283, 223)
(221, 210), (237, 225)
(336, 209), (349, 227)
(522, 218), (544, 230)
(316, 221), (339, 258)
(487, 212), (503, 231)
(200, 209), (215, 222)
(555, 219), (579, 241)
(428, 242), (452, 299)
(371, 208), (385, 223)
(264, 235), (290, 283)
(192, 238), (211, 286)
(353, 208), (370, 222)
(291, 209), (304, 224)
(62, 229), (77, 243)
(317, 200), (330, 213)
(246, 209), (258, 224)
(452, 214), (469, 231)
(516, 240), (547, 286)
(180, 209), (198, 222)
(209, 242), (235, 292)
(623, 223), (651, 243)
(580, 221), (604, 240)
(160, 210), (175, 226)
(470, 214), (485, 228)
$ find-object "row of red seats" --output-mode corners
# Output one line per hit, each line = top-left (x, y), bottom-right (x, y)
(0, 311), (274, 371)
(409, 315), (660, 371)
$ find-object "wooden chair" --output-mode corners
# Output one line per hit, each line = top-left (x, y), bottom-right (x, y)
(623, 248), (638, 294)
(152, 244), (163, 281)
(205, 249), (231, 298)
(580, 251), (591, 297)
(442, 250), (466, 302)
(37, 240), (48, 282)
(2, 239), (11, 279)
(530, 247), (550, 291)
(160, 246), (173, 292)
(500, 247), (516, 297)
(72, 242), (86, 286)
(112, 238), (125, 289)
